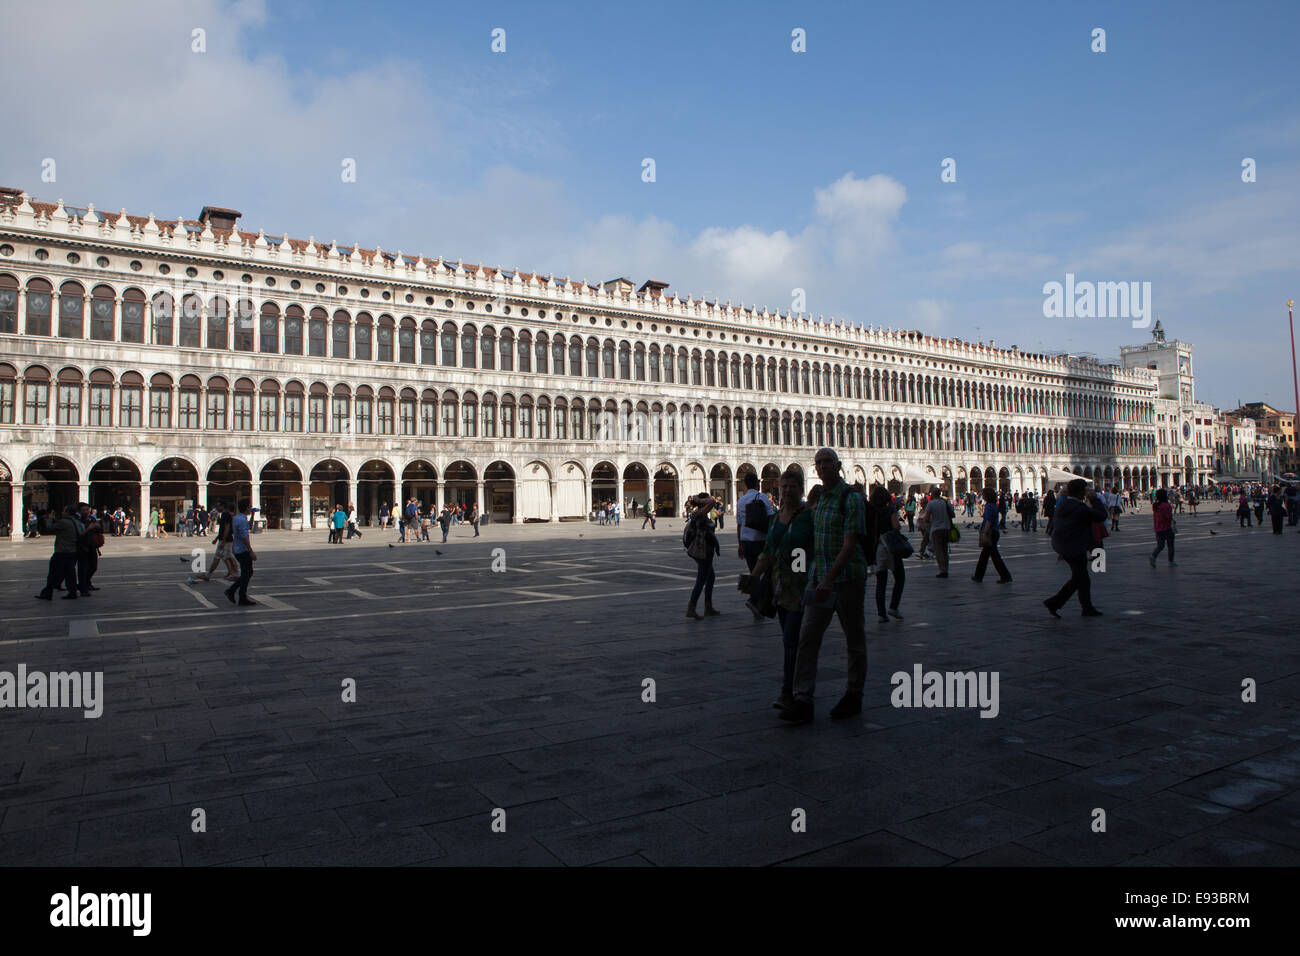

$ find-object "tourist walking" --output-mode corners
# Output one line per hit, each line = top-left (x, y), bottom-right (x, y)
(1044, 478), (1106, 617)
(224, 502), (258, 606)
(745, 467), (812, 712)
(34, 506), (81, 600)
(74, 502), (102, 594)
(737, 471), (775, 577)
(346, 504), (362, 539)
(438, 506), (452, 543)
(926, 489), (954, 578)
(1043, 489), (1057, 535)
(683, 493), (722, 619)
(641, 504), (656, 529)
(1149, 488), (1178, 567)
(1267, 485), (1287, 534)
(871, 485), (906, 623)
(972, 486), (1012, 583)
(781, 448), (869, 724)
(470, 502), (480, 537)
(1237, 490), (1252, 527)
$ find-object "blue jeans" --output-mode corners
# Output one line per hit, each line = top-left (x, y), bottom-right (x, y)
(689, 556), (715, 606)
(777, 605), (805, 697)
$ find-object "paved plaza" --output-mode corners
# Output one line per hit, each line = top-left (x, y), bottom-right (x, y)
(0, 506), (1297, 867)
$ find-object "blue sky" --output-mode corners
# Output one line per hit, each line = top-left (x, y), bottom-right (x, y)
(3, 0), (1298, 409)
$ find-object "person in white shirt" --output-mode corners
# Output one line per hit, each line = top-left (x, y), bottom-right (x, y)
(347, 505), (362, 540)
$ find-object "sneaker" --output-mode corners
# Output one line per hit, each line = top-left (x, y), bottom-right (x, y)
(888, 608), (903, 620)
(830, 694), (862, 718)
(186, 576), (195, 585)
(779, 699), (814, 723)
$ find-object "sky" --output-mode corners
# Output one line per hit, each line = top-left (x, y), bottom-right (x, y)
(2, 0), (1298, 410)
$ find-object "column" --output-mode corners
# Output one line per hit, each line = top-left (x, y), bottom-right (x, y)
(10, 483), (23, 538)
(549, 480), (558, 522)
(250, 481), (261, 523)
(78, 480), (90, 506)
(298, 482), (308, 531)
(615, 474), (624, 519)
(513, 481), (522, 524)
(140, 481), (151, 535)
(348, 479), (359, 514)
(475, 479), (485, 514)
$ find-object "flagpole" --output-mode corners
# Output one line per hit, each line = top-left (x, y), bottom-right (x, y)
(1290, 300), (1298, 476)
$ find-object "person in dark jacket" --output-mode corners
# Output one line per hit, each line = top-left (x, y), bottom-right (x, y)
(1043, 489), (1057, 535)
(684, 492), (722, 619)
(1044, 479), (1108, 618)
(35, 506), (81, 600)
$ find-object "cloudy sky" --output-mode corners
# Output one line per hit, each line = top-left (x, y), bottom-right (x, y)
(3, 0), (1298, 408)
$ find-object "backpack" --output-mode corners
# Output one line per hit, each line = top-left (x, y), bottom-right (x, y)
(744, 495), (770, 534)
(683, 516), (711, 560)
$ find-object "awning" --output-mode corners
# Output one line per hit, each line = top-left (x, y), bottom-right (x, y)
(901, 465), (941, 487)
(1047, 467), (1087, 485)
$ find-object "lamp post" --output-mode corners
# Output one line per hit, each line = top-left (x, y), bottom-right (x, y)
(1290, 301), (1298, 475)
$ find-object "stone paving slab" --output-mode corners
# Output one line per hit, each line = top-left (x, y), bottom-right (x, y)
(0, 510), (1296, 865)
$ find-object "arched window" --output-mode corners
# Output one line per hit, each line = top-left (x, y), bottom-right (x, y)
(691, 351), (702, 386)
(204, 296), (227, 349)
(180, 294), (203, 348)
(634, 346), (645, 381)
(552, 335), (566, 375)
(586, 339), (599, 378)
(677, 350), (688, 383)
(618, 343), (631, 379)
(0, 274), (16, 333)
(152, 292), (174, 346)
(376, 314), (394, 362)
(603, 342), (615, 379)
(56, 367), (82, 426)
(462, 390), (478, 437)
(420, 320), (437, 365)
(90, 285), (115, 341)
(233, 377), (255, 430)
(207, 376), (229, 429)
(259, 301), (279, 353)
(284, 305), (304, 355)
(259, 379), (280, 431)
(332, 310), (350, 359)
(284, 380), (304, 432)
(518, 332), (532, 373)
(500, 329), (515, 371)
(148, 373), (173, 428)
(59, 281), (85, 338)
(331, 384), (351, 433)
(569, 338), (582, 376)
(355, 312), (373, 361)
(420, 388), (437, 435)
(399, 318), (416, 364)
(307, 382), (326, 432)
(649, 346), (660, 382)
(24, 279), (52, 335)
(308, 307), (327, 356)
(234, 298), (255, 351)
(354, 385), (373, 434)
(477, 325), (492, 370)
(536, 333), (548, 374)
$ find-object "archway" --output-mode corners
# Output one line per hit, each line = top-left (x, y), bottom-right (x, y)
(89, 456), (141, 526)
(591, 461), (617, 511)
(443, 460), (477, 510)
(736, 462), (757, 503)
(23, 455), (79, 521)
(260, 459), (303, 530)
(401, 460), (438, 512)
(357, 459), (395, 526)
(207, 457), (252, 515)
(623, 462), (650, 516)
(308, 459), (349, 529)
(150, 457), (200, 532)
(653, 464), (678, 517)
(709, 463), (733, 508)
(484, 461), (515, 522)
(556, 461), (586, 520)
(520, 461), (553, 521)
(760, 462), (780, 496)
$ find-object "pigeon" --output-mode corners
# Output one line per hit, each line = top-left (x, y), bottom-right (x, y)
(1210, 530), (1217, 535)
(179, 556), (189, 563)
(435, 550), (443, 555)
(388, 543), (395, 548)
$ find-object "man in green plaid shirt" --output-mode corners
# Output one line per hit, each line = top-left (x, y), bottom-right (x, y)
(781, 447), (869, 723)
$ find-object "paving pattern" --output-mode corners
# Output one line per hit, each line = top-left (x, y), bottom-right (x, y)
(1, 505), (1297, 866)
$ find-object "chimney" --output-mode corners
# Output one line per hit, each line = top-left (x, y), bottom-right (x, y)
(198, 205), (243, 232)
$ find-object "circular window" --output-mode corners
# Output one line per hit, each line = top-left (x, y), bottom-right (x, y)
(159, 263), (170, 274)
(34, 248), (49, 261)
(405, 293), (414, 304)
(242, 274), (252, 283)
(359, 288), (369, 298)
(651, 324), (657, 332)
(213, 270), (224, 281)
(185, 266), (197, 278)
(693, 329), (699, 336)
(130, 260), (143, 272)
(0, 244), (12, 256)
(590, 316), (598, 324)
(425, 296), (434, 306)
(338, 286), (348, 295)
(502, 305), (511, 315)
(603, 317), (611, 326)
(66, 252), (81, 265)
(535, 309), (543, 318)
(636, 322), (642, 330)
(466, 301), (474, 310)
(381, 291), (390, 300)
(265, 276), (275, 286)
(621, 320), (628, 328)
(95, 255), (108, 266)
(484, 303), (492, 313)
(521, 307), (529, 317)
(444, 299), (454, 309)
(666, 326), (672, 333)
(1182, 422), (1192, 440)
(317, 283), (327, 293)
(290, 279), (301, 290)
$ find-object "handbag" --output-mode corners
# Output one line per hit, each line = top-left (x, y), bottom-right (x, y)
(1091, 521), (1109, 544)
(978, 523), (993, 549)
(885, 529), (914, 559)
(948, 526), (960, 544)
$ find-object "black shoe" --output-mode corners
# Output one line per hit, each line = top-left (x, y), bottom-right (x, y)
(935, 572), (948, 578)
(1081, 607), (1103, 617)
(998, 577), (1013, 584)
(87, 585), (100, 591)
(35, 593), (52, 600)
(1043, 599), (1060, 619)
(779, 699), (814, 723)
(79, 591), (92, 597)
(225, 589), (236, 604)
(970, 576), (982, 583)
(829, 694), (862, 718)
(238, 599), (259, 606)
(61, 594), (77, 600)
